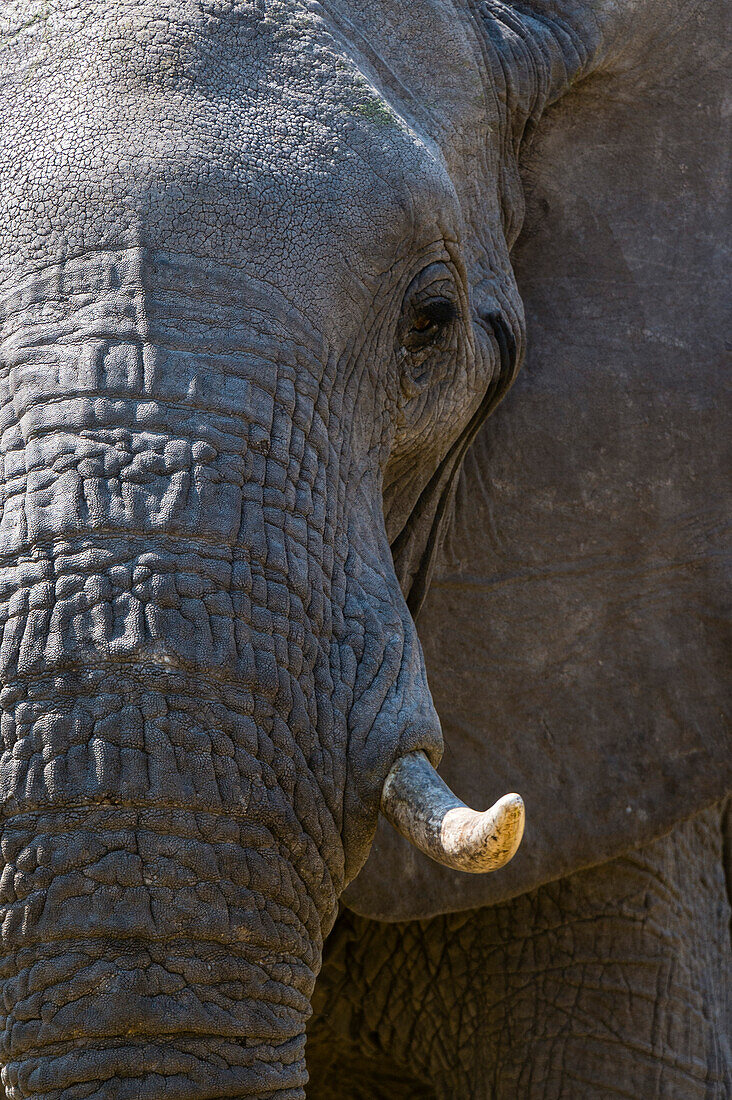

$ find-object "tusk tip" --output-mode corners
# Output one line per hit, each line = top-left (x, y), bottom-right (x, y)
(486, 792), (525, 860)
(441, 791), (525, 874)
(492, 791), (525, 828)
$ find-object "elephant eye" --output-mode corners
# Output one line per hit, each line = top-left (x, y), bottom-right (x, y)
(396, 263), (461, 396)
(402, 297), (457, 353)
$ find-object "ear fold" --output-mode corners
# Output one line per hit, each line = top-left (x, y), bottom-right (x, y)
(472, 1), (597, 134)
(345, 0), (730, 920)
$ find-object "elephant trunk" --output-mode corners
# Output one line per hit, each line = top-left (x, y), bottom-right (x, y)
(0, 686), (332, 1099)
(0, 526), (337, 1098)
(0, 249), (443, 1097)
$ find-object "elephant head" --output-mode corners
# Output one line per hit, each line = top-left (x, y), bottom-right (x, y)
(0, 1), (727, 1098)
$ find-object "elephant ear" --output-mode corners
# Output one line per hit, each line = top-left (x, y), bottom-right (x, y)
(345, 0), (730, 919)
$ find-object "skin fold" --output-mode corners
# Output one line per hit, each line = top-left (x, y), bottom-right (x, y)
(0, 1), (727, 1098)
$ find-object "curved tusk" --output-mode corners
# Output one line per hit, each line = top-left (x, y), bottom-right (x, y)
(381, 750), (525, 874)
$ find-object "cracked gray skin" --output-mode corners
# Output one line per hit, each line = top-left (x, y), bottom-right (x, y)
(308, 805), (732, 1098)
(0, 1), (729, 1098)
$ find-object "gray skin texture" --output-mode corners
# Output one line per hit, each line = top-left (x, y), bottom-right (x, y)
(308, 805), (732, 1099)
(0, 2), (728, 1099)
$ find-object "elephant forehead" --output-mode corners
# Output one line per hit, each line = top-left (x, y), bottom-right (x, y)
(0, 0), (461, 325)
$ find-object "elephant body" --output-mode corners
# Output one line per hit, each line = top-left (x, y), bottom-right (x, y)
(309, 805), (732, 1099)
(0, 1), (728, 1098)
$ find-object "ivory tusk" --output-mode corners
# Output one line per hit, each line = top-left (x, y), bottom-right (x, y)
(380, 750), (525, 873)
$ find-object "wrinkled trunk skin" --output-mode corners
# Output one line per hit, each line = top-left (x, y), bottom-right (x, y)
(0, 250), (434, 1098)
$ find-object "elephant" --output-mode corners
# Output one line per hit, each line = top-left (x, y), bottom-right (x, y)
(0, 1), (728, 1098)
